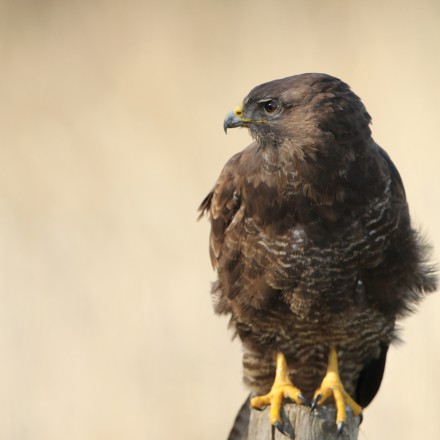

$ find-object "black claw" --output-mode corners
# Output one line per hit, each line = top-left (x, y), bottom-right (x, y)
(358, 413), (363, 426)
(253, 405), (264, 412)
(298, 393), (311, 407)
(310, 394), (322, 411)
(336, 421), (344, 437)
(274, 421), (285, 435)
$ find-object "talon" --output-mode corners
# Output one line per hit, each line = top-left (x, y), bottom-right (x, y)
(250, 352), (307, 430)
(337, 421), (344, 436)
(298, 393), (311, 407)
(310, 393), (322, 411)
(358, 412), (363, 426)
(274, 421), (285, 435)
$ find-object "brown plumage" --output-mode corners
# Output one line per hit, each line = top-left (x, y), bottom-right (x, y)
(199, 73), (436, 425)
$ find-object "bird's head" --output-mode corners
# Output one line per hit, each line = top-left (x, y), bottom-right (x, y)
(224, 73), (372, 156)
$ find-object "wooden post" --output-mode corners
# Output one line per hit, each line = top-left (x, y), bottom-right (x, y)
(228, 399), (360, 440)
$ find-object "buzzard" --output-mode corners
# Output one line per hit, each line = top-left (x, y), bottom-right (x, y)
(199, 73), (436, 435)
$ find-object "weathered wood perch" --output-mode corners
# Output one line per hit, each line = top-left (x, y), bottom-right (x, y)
(228, 398), (359, 440)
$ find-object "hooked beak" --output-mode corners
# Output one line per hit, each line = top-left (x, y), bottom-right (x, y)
(223, 102), (251, 133)
(223, 111), (244, 133)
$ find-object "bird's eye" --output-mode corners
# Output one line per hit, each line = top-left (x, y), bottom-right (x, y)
(262, 100), (279, 114)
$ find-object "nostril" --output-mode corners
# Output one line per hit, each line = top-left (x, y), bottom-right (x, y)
(233, 103), (244, 117)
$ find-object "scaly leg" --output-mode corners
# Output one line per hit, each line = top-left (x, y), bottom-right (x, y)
(311, 347), (363, 434)
(250, 352), (308, 432)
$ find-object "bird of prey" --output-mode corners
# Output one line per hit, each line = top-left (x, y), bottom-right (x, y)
(199, 73), (436, 435)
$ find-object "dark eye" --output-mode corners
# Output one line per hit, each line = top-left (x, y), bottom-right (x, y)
(262, 100), (279, 114)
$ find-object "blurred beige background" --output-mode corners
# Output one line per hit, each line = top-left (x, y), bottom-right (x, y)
(0, 1), (439, 439)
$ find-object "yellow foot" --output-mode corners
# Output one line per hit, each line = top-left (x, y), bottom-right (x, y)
(311, 347), (363, 434)
(250, 352), (308, 431)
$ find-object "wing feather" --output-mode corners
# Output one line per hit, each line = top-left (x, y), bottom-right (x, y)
(199, 151), (244, 268)
(377, 144), (406, 200)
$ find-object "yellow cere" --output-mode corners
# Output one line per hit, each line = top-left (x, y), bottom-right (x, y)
(232, 102), (265, 124)
(233, 103), (244, 117)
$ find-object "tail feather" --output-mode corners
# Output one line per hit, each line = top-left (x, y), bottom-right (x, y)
(227, 396), (251, 440)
